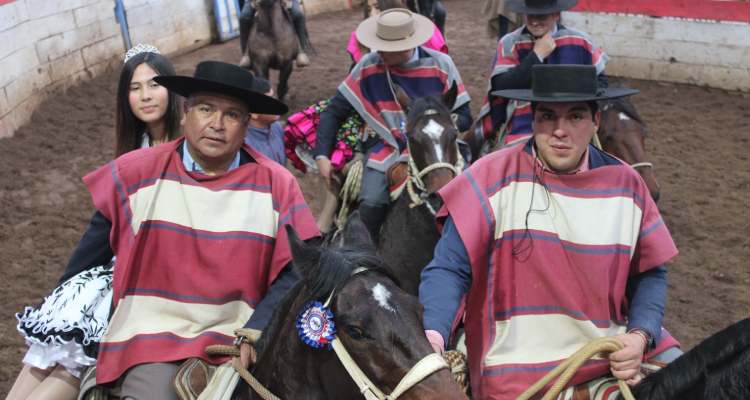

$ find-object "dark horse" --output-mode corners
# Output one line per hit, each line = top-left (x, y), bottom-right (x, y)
(241, 215), (466, 399)
(620, 317), (750, 399)
(378, 83), (461, 295)
(245, 0), (297, 100)
(598, 97), (661, 202)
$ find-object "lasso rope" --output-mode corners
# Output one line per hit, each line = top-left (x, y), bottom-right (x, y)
(205, 344), (281, 400)
(517, 337), (635, 400)
(334, 155), (364, 234)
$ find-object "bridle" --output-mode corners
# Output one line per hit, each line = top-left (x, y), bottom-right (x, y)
(326, 267), (450, 400)
(244, 267), (450, 400)
(599, 103), (655, 172)
(629, 161), (653, 170)
(405, 109), (464, 215)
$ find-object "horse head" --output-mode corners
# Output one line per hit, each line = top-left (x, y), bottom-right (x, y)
(249, 214), (466, 399)
(598, 97), (661, 203)
(394, 82), (461, 199)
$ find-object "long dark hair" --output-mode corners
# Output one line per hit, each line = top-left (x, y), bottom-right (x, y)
(115, 52), (181, 157)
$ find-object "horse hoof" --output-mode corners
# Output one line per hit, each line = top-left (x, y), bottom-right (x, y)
(239, 55), (251, 68)
(296, 53), (310, 67)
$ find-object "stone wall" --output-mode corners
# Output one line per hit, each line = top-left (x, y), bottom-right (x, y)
(0, 0), (358, 138)
(564, 11), (750, 92)
(0, 0), (214, 139)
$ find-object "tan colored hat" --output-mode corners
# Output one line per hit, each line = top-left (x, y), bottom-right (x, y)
(355, 8), (434, 52)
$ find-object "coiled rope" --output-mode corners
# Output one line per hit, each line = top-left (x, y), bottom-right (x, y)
(517, 337), (635, 400)
(205, 344), (281, 400)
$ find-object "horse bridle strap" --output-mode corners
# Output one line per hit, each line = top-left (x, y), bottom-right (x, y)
(405, 145), (464, 215)
(331, 338), (449, 400)
(630, 161), (653, 170)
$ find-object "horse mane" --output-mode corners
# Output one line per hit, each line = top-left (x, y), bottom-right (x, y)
(254, 246), (389, 356)
(405, 94), (451, 134)
(625, 318), (750, 399)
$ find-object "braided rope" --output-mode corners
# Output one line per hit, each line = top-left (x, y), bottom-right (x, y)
(517, 337), (635, 400)
(335, 157), (364, 231)
(204, 345), (281, 400)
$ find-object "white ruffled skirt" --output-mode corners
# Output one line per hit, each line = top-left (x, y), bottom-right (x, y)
(16, 261), (113, 378)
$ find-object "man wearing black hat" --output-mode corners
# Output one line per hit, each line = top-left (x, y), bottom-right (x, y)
(475, 0), (609, 148)
(419, 65), (682, 399)
(73, 61), (319, 398)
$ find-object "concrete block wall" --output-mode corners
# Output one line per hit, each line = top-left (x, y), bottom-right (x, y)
(0, 0), (214, 139)
(563, 11), (750, 92)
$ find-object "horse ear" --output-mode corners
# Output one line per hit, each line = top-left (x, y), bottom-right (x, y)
(342, 211), (376, 252)
(284, 224), (321, 280)
(394, 84), (411, 112)
(443, 81), (458, 110)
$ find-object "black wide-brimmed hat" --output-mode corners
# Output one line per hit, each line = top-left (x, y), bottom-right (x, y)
(506, 0), (578, 15)
(154, 61), (288, 115)
(491, 65), (638, 102)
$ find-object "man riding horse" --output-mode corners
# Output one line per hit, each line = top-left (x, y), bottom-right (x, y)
(313, 8), (472, 244)
(405, 0), (446, 35)
(239, 0), (313, 67)
(474, 0), (609, 147)
(77, 61), (319, 398)
(420, 65), (682, 399)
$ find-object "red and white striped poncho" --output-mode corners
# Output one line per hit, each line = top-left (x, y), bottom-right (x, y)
(83, 139), (319, 384)
(438, 140), (679, 399)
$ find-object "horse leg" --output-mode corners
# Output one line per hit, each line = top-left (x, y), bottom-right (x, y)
(277, 61), (293, 101)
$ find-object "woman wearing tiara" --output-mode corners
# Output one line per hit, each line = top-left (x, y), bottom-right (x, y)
(7, 44), (181, 400)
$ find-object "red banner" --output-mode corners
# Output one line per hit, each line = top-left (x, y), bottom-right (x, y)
(0, 0), (18, 4)
(572, 0), (750, 23)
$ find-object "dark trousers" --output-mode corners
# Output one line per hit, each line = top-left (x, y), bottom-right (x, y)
(357, 138), (391, 244)
(406, 0), (446, 34)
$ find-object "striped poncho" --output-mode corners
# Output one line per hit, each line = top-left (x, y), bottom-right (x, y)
(339, 46), (470, 171)
(438, 140), (678, 399)
(476, 25), (608, 145)
(83, 139), (318, 384)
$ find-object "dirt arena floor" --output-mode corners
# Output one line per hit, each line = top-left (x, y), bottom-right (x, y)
(1, 0), (749, 394)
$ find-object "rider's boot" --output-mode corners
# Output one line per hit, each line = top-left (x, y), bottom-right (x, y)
(358, 203), (388, 245)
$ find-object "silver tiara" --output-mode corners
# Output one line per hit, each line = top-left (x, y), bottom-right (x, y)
(124, 43), (160, 63)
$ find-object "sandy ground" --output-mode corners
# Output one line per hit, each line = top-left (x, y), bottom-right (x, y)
(1, 0), (749, 394)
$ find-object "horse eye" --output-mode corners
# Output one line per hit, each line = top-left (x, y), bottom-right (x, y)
(345, 324), (367, 340)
